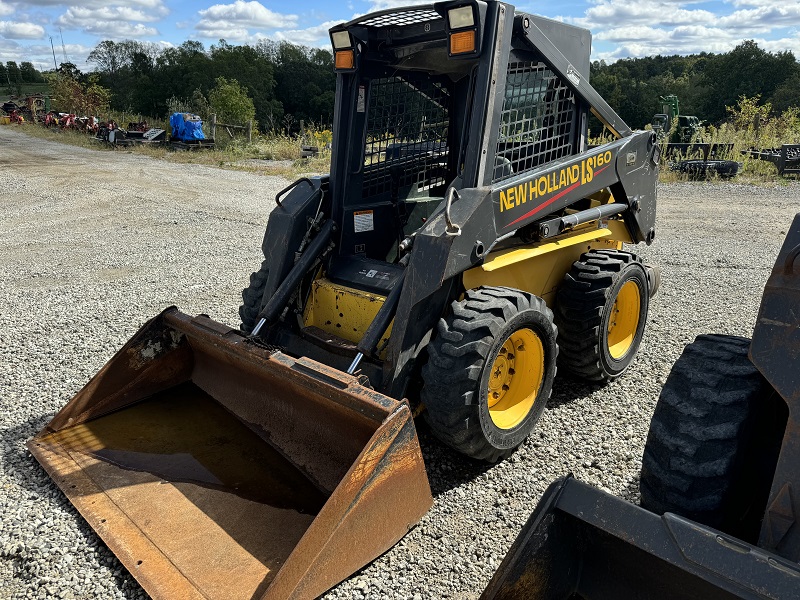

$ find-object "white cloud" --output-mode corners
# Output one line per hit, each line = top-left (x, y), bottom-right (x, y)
(756, 35), (800, 57)
(5, 41), (95, 71)
(80, 22), (159, 38)
(717, 5), (800, 32)
(364, 0), (430, 11)
(57, 6), (167, 26)
(558, 0), (800, 60)
(273, 20), (339, 47)
(16, 0), (166, 8)
(196, 26), (250, 41)
(0, 1), (13, 17)
(54, 3), (168, 39)
(194, 1), (299, 41)
(197, 1), (297, 28)
(594, 24), (751, 60)
(0, 20), (46, 39)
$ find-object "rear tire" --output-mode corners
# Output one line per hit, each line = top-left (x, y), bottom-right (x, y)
(555, 250), (649, 382)
(421, 287), (558, 462)
(239, 260), (270, 333)
(640, 334), (775, 536)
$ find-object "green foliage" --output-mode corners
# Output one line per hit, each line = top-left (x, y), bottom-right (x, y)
(6, 61), (21, 94)
(19, 62), (43, 83)
(49, 72), (111, 116)
(725, 95), (800, 145)
(590, 42), (800, 131)
(85, 38), (331, 133)
(726, 95), (771, 130)
(208, 77), (256, 125)
(700, 41), (798, 122)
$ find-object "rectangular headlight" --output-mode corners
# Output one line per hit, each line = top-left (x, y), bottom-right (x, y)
(331, 30), (352, 49)
(448, 5), (474, 29)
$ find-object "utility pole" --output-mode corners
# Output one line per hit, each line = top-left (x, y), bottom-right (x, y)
(50, 37), (58, 70)
(59, 27), (68, 63)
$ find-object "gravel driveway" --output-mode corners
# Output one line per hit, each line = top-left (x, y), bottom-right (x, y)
(1, 126), (798, 599)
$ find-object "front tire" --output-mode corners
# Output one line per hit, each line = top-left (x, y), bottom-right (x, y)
(555, 250), (649, 382)
(421, 287), (558, 462)
(640, 334), (779, 538)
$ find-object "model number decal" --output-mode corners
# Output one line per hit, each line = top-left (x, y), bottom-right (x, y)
(499, 150), (613, 214)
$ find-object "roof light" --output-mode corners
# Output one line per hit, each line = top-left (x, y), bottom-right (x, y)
(331, 30), (352, 49)
(448, 6), (474, 29)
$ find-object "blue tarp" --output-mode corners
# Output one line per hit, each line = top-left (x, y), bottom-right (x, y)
(169, 112), (206, 141)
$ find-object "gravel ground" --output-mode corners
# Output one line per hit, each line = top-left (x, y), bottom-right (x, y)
(1, 125), (798, 599)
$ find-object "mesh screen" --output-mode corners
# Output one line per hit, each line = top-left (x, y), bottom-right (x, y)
(357, 8), (441, 28)
(362, 76), (451, 200)
(493, 61), (576, 183)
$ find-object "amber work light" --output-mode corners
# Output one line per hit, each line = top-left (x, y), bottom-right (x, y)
(330, 29), (357, 71)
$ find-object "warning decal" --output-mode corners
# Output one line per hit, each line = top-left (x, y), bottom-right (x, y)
(354, 210), (374, 233)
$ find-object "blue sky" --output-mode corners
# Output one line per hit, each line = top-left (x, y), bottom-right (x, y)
(2, 0), (799, 71)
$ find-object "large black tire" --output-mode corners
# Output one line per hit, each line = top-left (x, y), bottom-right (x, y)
(421, 287), (558, 462)
(640, 334), (774, 536)
(555, 249), (649, 382)
(239, 259), (270, 333)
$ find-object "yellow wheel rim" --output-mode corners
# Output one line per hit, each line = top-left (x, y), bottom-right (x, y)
(607, 280), (641, 359)
(487, 328), (545, 430)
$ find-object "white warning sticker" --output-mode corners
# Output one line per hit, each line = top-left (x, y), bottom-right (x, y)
(357, 85), (366, 113)
(354, 210), (374, 233)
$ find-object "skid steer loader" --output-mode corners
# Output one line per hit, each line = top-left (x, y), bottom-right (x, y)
(481, 215), (800, 599)
(29, 2), (659, 599)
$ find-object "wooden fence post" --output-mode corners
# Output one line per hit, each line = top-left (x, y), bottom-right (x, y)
(211, 113), (216, 140)
(246, 119), (252, 143)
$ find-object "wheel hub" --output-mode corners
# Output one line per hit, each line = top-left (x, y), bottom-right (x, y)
(487, 329), (544, 430)
(607, 280), (641, 359)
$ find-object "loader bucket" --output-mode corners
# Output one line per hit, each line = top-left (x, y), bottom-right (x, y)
(28, 308), (432, 600)
(481, 477), (800, 600)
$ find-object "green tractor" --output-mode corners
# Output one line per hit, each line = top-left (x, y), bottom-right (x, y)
(652, 94), (702, 144)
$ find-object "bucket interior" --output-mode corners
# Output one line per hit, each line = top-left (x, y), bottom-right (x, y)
(31, 311), (392, 600)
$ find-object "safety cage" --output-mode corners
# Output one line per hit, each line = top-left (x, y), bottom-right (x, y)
(362, 75), (452, 202)
(493, 59), (579, 183)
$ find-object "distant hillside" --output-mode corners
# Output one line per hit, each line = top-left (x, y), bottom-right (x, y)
(590, 41), (800, 130)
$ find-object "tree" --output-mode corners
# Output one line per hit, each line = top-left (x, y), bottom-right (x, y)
(0, 63), (9, 94)
(208, 77), (256, 125)
(20, 62), (43, 83)
(58, 62), (82, 80)
(50, 72), (111, 115)
(771, 73), (800, 114)
(700, 41), (798, 123)
(267, 41), (335, 129)
(88, 40), (127, 77)
(5, 61), (21, 94)
(210, 41), (280, 129)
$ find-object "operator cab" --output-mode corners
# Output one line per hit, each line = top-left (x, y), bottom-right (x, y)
(328, 6), (477, 271)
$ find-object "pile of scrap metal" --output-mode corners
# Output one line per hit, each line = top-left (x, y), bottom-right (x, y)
(2, 94), (49, 123)
(745, 144), (800, 176)
(169, 112), (215, 150)
(0, 105), (25, 124)
(95, 120), (167, 147)
(40, 111), (101, 133)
